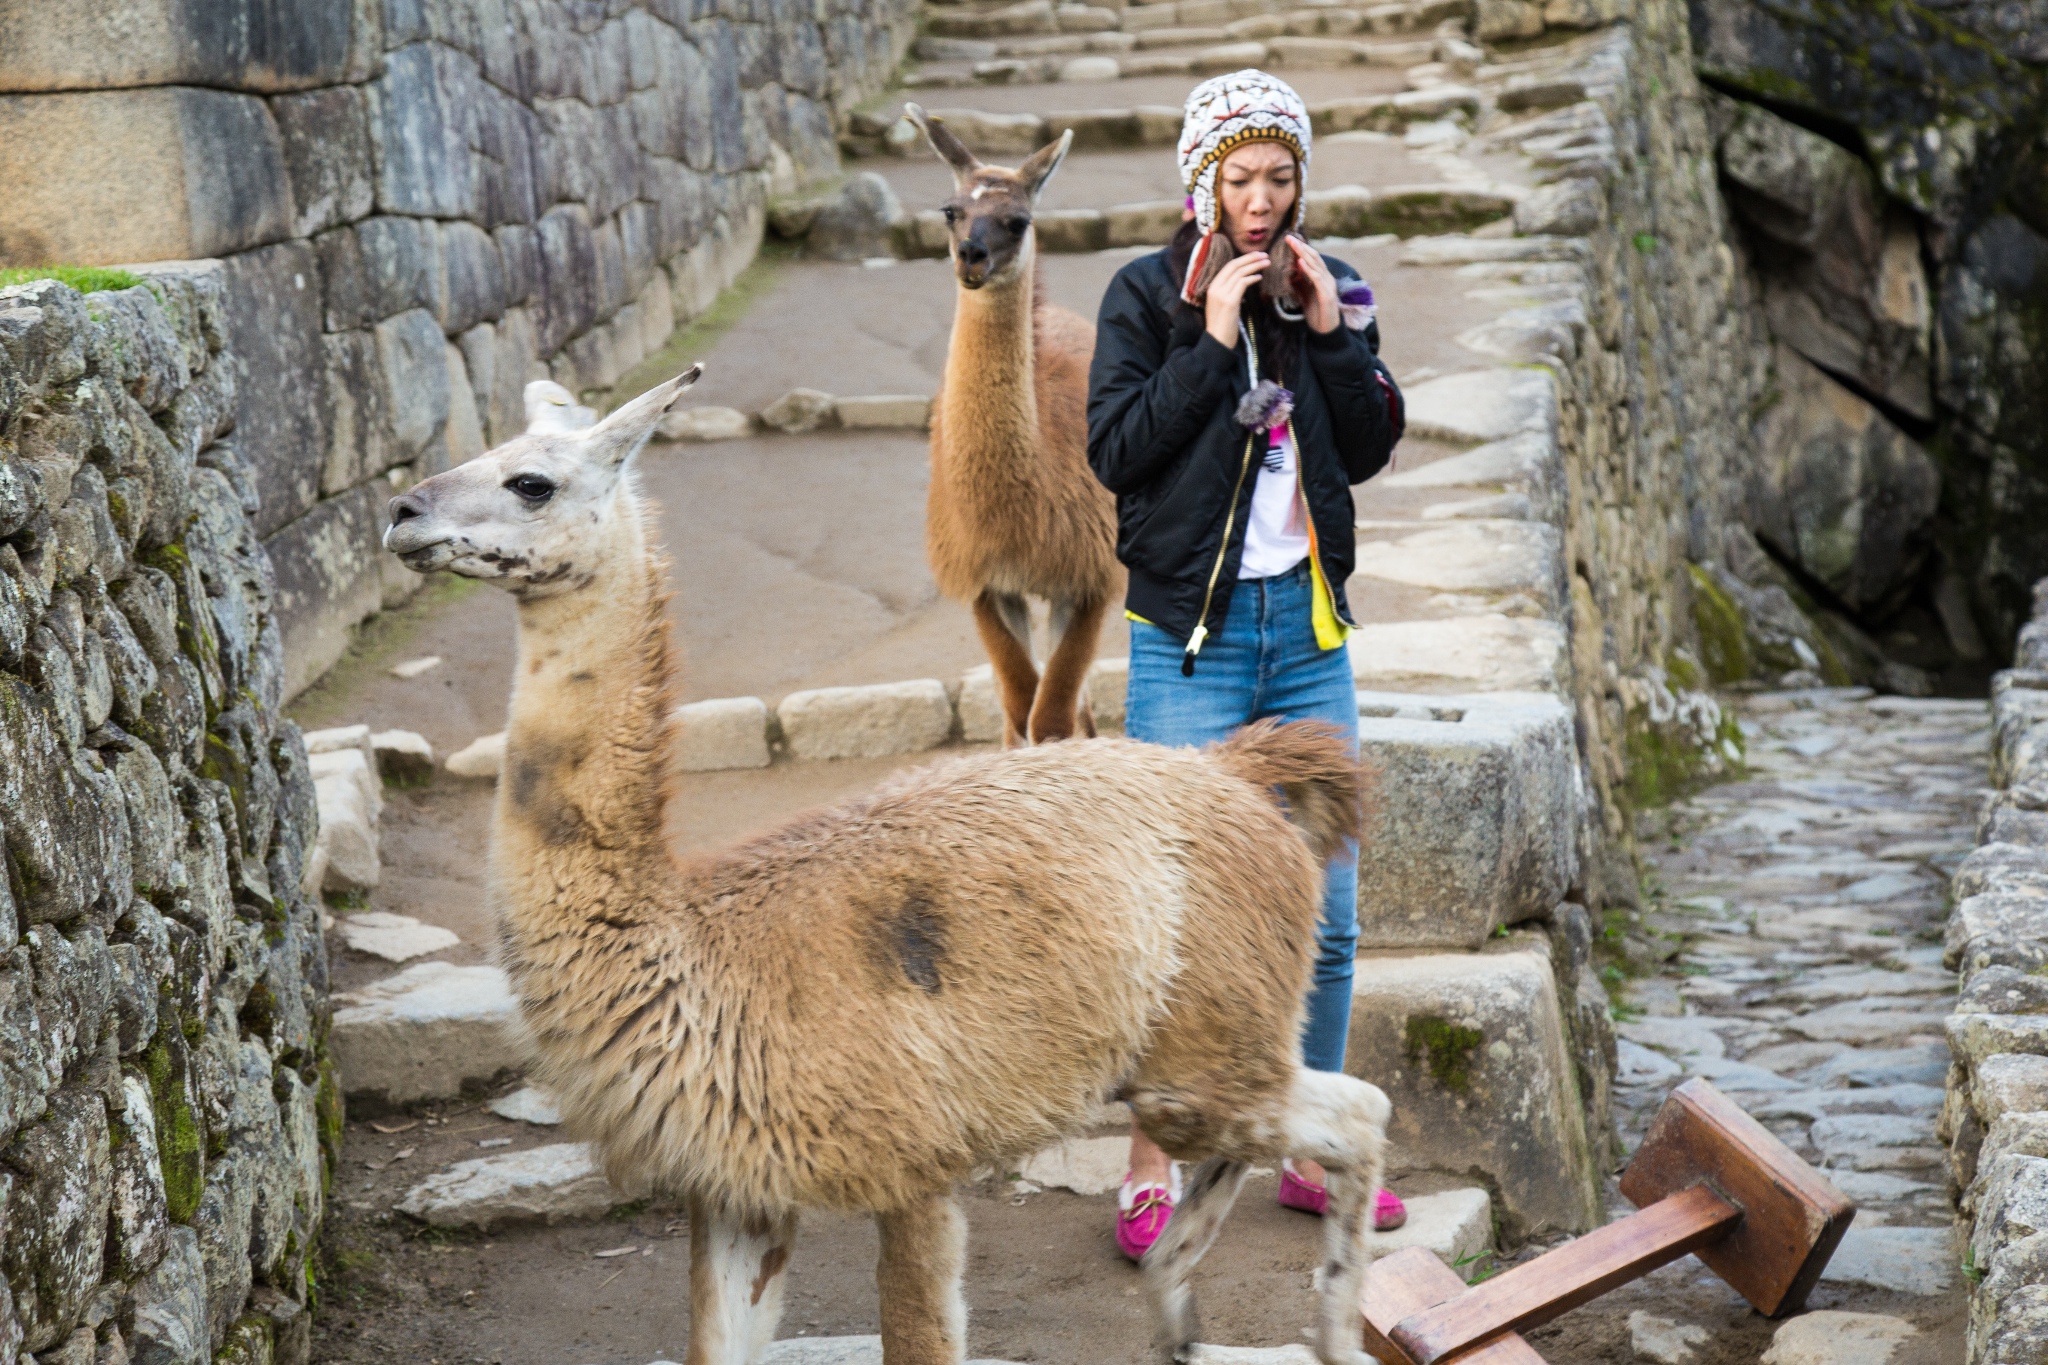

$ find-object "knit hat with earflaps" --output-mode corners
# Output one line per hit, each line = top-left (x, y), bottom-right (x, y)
(1176, 69), (1313, 305)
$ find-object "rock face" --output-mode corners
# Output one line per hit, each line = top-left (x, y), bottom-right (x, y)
(0, 274), (330, 1364)
(1749, 346), (1940, 616)
(1717, 101), (1932, 420)
(0, 0), (919, 704)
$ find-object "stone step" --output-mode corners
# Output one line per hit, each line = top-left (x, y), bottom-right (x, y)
(846, 85), (1486, 158)
(919, 0), (1468, 39)
(907, 34), (1442, 85)
(1363, 1186), (1495, 1272)
(1345, 946), (1602, 1242)
(329, 960), (524, 1104)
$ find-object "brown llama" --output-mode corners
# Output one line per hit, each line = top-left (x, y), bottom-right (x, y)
(908, 106), (1121, 747)
(380, 370), (1390, 1365)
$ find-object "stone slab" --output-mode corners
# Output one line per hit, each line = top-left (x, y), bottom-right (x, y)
(1016, 1135), (1127, 1195)
(1362, 1186), (1494, 1273)
(488, 1086), (563, 1126)
(447, 731), (506, 779)
(371, 727), (435, 783)
(1816, 1226), (1956, 1296)
(338, 912), (459, 963)
(1352, 520), (1565, 611)
(1352, 689), (1577, 949)
(1401, 368), (1556, 445)
(1760, 1311), (1917, 1365)
(396, 1143), (639, 1229)
(1629, 1312), (1709, 1365)
(778, 680), (953, 760)
(1346, 949), (1600, 1240)
(1345, 614), (1567, 694)
(330, 961), (523, 1102)
(836, 395), (932, 430)
(674, 696), (771, 772)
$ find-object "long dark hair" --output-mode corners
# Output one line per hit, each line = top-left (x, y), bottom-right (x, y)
(1164, 217), (1304, 387)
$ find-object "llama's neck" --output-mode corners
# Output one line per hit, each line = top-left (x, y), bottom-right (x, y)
(495, 496), (677, 943)
(937, 252), (1039, 496)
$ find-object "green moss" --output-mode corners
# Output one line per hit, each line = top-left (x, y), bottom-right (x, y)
(142, 1024), (205, 1223)
(0, 266), (143, 294)
(1404, 1015), (1484, 1093)
(1686, 563), (1752, 684)
(1632, 232), (1658, 254)
(315, 1048), (345, 1188)
(212, 1313), (273, 1365)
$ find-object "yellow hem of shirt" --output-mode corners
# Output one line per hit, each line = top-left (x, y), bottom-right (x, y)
(1124, 558), (1350, 651)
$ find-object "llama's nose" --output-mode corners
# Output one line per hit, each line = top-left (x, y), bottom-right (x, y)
(956, 238), (988, 267)
(388, 492), (426, 525)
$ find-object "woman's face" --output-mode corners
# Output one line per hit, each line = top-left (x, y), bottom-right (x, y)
(1215, 141), (1298, 254)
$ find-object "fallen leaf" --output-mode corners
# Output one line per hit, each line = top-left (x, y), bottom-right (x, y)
(370, 1120), (418, 1135)
(592, 1246), (639, 1259)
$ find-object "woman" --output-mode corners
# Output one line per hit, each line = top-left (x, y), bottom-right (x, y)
(1085, 69), (1407, 1260)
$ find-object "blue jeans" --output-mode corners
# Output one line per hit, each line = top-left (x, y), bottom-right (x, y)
(1125, 561), (1360, 1073)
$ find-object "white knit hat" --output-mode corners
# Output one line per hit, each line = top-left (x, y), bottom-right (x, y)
(1175, 70), (1313, 302)
(1179, 71), (1313, 232)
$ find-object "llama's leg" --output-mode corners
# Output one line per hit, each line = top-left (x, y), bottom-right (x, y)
(972, 590), (1039, 747)
(1136, 1156), (1251, 1362)
(1031, 595), (1106, 742)
(687, 1199), (799, 1365)
(875, 1193), (969, 1365)
(1280, 1071), (1391, 1365)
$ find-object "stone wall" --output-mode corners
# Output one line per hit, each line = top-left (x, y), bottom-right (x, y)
(0, 272), (331, 1364)
(0, 0), (918, 699)
(1943, 576), (2048, 1364)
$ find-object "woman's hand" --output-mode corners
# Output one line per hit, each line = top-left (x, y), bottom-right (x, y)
(1289, 235), (1340, 333)
(1205, 251), (1269, 347)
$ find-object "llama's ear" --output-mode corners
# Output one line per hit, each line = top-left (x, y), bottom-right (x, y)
(904, 103), (980, 187)
(1016, 129), (1073, 204)
(583, 365), (703, 466)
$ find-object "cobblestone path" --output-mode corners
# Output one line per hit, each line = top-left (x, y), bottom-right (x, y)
(1603, 686), (1987, 1352)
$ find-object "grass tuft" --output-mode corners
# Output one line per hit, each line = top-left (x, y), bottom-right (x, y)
(0, 265), (143, 293)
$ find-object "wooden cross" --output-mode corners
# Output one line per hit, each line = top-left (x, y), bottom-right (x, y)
(1360, 1079), (1857, 1364)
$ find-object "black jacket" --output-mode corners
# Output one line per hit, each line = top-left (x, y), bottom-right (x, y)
(1086, 248), (1403, 651)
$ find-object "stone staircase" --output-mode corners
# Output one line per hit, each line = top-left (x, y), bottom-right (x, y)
(296, 16), (1690, 1357)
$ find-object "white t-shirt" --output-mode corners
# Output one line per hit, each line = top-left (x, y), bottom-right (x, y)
(1238, 422), (1310, 579)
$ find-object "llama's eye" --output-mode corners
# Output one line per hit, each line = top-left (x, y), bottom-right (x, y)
(1006, 215), (1030, 235)
(506, 474), (555, 503)
(942, 205), (959, 224)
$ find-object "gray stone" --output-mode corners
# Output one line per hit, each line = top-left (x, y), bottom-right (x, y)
(396, 1142), (642, 1229)
(271, 85), (375, 238)
(674, 697), (772, 772)
(1759, 1310), (1916, 1364)
(262, 481), (386, 700)
(1514, 177), (1604, 237)
(1352, 690), (1576, 949)
(127, 1227), (207, 1365)
(759, 389), (840, 434)
(760, 1339), (1023, 1365)
(0, 0), (356, 94)
(3, 1090), (111, 1351)
(1719, 102), (1932, 420)
(794, 174), (906, 262)
(217, 243), (328, 539)
(438, 221), (506, 336)
(1628, 1312), (1709, 1365)
(1818, 1225), (1956, 1296)
(1811, 1113), (1944, 1170)
(778, 681), (954, 761)
(1960, 965), (2048, 1016)
(329, 960), (522, 1103)
(487, 1086), (562, 1126)
(366, 42), (478, 220)
(108, 1074), (169, 1281)
(339, 913), (458, 964)
(1946, 890), (2048, 977)
(1345, 614), (1568, 694)
(0, 88), (292, 264)
(1750, 346), (1939, 616)
(1346, 949), (1600, 1241)
(1403, 368), (1556, 445)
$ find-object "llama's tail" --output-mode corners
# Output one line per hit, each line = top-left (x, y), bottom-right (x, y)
(1209, 718), (1365, 863)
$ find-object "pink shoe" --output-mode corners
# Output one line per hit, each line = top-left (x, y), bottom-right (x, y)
(1276, 1163), (1409, 1231)
(1115, 1166), (1181, 1263)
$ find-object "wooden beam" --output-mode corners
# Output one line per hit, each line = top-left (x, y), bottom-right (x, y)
(1386, 1185), (1742, 1365)
(1360, 1247), (1547, 1365)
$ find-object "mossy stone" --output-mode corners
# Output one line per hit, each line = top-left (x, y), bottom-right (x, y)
(1405, 1015), (1484, 1093)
